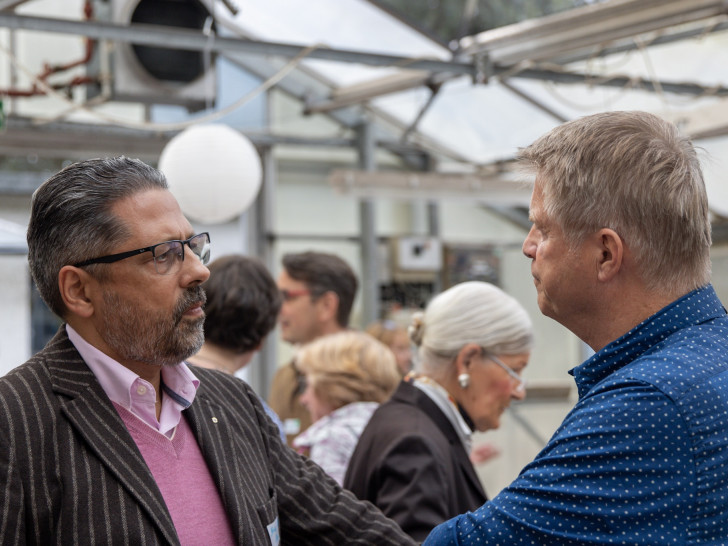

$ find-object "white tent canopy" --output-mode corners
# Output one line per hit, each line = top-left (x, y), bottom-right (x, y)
(211, 0), (728, 212)
(1, 0), (728, 210)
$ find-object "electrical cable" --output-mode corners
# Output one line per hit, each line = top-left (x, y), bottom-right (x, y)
(0, 39), (321, 132)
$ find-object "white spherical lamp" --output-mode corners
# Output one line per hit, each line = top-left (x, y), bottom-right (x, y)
(159, 124), (263, 224)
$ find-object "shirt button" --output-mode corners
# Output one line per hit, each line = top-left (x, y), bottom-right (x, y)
(136, 385), (147, 395)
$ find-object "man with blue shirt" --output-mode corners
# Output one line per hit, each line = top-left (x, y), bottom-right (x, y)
(426, 111), (728, 544)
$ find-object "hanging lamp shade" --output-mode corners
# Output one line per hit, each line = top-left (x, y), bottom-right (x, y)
(159, 124), (263, 224)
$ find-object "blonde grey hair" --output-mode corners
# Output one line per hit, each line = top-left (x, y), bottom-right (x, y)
(409, 281), (533, 377)
(518, 110), (711, 293)
(296, 331), (400, 410)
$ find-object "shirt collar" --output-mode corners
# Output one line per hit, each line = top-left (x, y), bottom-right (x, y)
(409, 374), (473, 453)
(570, 284), (725, 399)
(66, 324), (200, 435)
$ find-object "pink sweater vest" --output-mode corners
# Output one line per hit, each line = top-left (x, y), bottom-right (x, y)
(115, 404), (236, 545)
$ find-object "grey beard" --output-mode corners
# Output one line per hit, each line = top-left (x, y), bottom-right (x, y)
(100, 286), (206, 367)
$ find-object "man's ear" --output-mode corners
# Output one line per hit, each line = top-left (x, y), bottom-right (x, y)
(315, 291), (339, 323)
(454, 343), (482, 376)
(596, 228), (624, 282)
(58, 265), (96, 318)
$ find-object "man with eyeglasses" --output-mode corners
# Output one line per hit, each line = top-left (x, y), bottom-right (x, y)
(268, 251), (358, 445)
(0, 157), (414, 545)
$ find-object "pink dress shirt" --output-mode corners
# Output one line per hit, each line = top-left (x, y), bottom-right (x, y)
(66, 324), (199, 436)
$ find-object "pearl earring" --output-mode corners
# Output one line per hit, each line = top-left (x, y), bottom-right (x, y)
(458, 373), (470, 389)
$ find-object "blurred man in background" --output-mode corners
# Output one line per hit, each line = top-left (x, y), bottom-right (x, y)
(268, 251), (358, 445)
(187, 254), (286, 442)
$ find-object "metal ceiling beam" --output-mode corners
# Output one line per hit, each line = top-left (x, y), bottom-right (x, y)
(219, 54), (445, 168)
(2, 9), (726, 170)
(329, 168), (532, 205)
(0, 12), (463, 167)
(661, 102), (728, 140)
(0, 0), (31, 11)
(0, 116), (352, 158)
(511, 67), (728, 98)
(305, 62), (728, 116)
(2, 12), (724, 114)
(0, 116), (432, 175)
(498, 80), (568, 123)
(692, 124), (728, 140)
(550, 19), (728, 66)
(0, 13), (475, 76)
(305, 71), (433, 114)
(458, 0), (728, 64)
(400, 84), (442, 142)
(0, 118), (170, 162)
(292, 22), (728, 114)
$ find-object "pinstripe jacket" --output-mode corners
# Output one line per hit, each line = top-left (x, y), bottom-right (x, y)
(0, 328), (415, 545)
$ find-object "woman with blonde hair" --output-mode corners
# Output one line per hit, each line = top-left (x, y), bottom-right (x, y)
(344, 281), (533, 541)
(293, 330), (400, 485)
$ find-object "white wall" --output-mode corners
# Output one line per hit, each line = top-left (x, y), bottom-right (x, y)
(0, 256), (31, 376)
(0, 195), (32, 375)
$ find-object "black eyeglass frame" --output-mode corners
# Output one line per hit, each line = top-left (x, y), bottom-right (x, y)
(73, 232), (211, 273)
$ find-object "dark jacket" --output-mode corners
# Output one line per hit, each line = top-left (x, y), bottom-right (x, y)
(344, 380), (487, 541)
(0, 327), (415, 545)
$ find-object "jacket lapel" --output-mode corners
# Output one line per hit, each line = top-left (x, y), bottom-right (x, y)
(184, 388), (260, 544)
(46, 329), (179, 544)
(396, 381), (487, 498)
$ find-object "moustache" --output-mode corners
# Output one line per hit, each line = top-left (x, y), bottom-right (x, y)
(173, 286), (207, 324)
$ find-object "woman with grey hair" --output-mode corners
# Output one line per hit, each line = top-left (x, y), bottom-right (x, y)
(343, 281), (533, 542)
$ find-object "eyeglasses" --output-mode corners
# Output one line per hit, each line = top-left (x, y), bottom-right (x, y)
(280, 289), (311, 302)
(486, 353), (526, 394)
(74, 232), (211, 275)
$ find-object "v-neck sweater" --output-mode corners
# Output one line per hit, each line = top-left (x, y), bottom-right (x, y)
(114, 404), (236, 545)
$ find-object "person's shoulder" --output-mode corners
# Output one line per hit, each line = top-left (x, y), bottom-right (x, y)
(356, 410), (451, 465)
(630, 331), (728, 399)
(3, 326), (83, 387)
(331, 401), (378, 422)
(0, 356), (56, 429)
(642, 319), (728, 369)
(191, 366), (264, 410)
(1, 345), (57, 388)
(362, 394), (446, 445)
(191, 365), (253, 393)
(270, 360), (297, 381)
(190, 367), (277, 432)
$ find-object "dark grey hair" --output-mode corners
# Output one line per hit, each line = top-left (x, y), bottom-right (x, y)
(27, 156), (168, 318)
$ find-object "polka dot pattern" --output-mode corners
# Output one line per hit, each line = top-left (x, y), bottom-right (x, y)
(424, 285), (728, 545)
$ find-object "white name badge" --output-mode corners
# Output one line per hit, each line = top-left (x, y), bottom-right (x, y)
(267, 516), (280, 546)
(283, 418), (301, 436)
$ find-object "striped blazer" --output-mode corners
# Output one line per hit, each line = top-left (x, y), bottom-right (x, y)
(0, 328), (414, 545)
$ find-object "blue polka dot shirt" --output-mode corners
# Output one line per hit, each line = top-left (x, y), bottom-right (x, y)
(425, 285), (728, 545)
